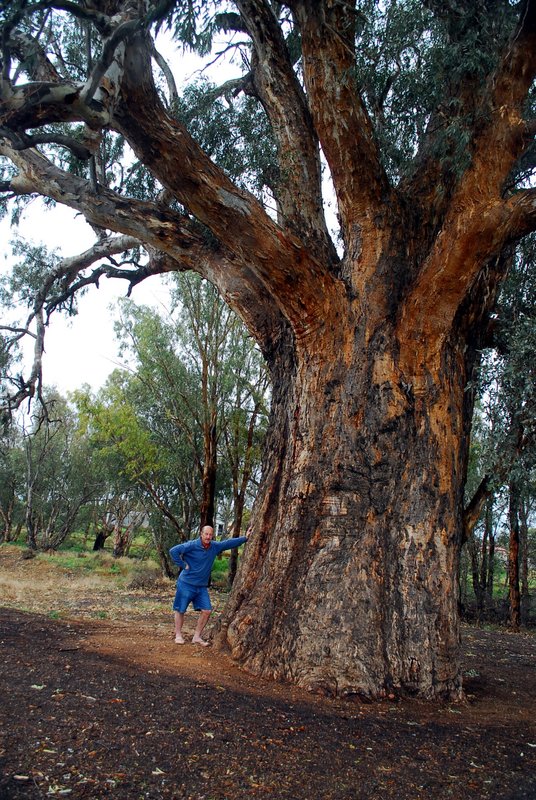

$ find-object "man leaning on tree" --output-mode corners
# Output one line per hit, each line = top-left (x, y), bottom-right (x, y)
(169, 525), (249, 646)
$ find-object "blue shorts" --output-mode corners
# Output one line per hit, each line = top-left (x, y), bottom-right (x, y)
(173, 581), (212, 613)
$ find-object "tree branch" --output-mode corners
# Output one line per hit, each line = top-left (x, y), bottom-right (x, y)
(292, 0), (392, 253)
(398, 3), (536, 371)
(1, 308), (45, 423)
(80, 18), (141, 108)
(504, 188), (536, 240)
(402, 1), (536, 229)
(6, 1), (111, 31)
(0, 78), (109, 131)
(150, 42), (179, 109)
(112, 31), (338, 331)
(9, 31), (62, 83)
(0, 142), (290, 396)
(236, 0), (337, 263)
(0, 126), (93, 159)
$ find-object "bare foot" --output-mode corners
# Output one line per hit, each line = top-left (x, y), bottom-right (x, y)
(192, 636), (209, 647)
(174, 635), (185, 644)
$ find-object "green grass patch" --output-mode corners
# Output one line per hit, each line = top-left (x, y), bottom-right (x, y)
(211, 557), (229, 575)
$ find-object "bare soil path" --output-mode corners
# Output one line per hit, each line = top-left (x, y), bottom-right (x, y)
(0, 546), (535, 799)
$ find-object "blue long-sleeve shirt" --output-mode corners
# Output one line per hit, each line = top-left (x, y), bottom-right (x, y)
(169, 536), (247, 587)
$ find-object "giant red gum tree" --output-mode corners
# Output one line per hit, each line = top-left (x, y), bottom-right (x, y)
(1, 1), (535, 699)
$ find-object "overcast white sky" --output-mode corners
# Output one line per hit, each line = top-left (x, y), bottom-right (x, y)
(1, 207), (173, 395)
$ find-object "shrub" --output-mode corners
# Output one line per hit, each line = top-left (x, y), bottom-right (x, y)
(127, 566), (161, 591)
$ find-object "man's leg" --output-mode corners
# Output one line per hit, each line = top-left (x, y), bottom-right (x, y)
(174, 610), (186, 644)
(192, 610), (211, 646)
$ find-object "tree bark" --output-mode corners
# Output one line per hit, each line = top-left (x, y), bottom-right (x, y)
(214, 305), (468, 699)
(508, 481), (521, 630)
(519, 496), (530, 624)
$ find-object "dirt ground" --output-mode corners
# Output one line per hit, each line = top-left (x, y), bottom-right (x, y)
(0, 547), (535, 800)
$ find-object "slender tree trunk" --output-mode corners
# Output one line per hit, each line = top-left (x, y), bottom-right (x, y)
(153, 536), (175, 579)
(25, 443), (38, 550)
(200, 421), (217, 528)
(228, 492), (247, 588)
(486, 534), (496, 606)
(508, 481), (521, 630)
(113, 522), (134, 558)
(479, 502), (492, 608)
(519, 497), (529, 624)
(483, 499), (494, 606)
(467, 535), (484, 622)
(486, 536), (496, 599)
(0, 496), (15, 543)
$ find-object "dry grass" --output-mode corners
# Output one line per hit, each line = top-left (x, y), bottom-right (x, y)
(0, 544), (172, 621)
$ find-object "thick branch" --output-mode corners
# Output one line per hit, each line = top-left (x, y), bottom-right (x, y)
(236, 0), (336, 262)
(0, 79), (109, 131)
(293, 1), (393, 254)
(503, 188), (536, 239)
(0, 141), (288, 359)
(398, 4), (536, 373)
(113, 31), (338, 332)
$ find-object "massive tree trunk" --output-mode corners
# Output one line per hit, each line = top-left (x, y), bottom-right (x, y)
(213, 287), (468, 698)
(1, 0), (536, 700)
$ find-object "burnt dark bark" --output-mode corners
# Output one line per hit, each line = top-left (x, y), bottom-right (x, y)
(92, 531), (109, 551)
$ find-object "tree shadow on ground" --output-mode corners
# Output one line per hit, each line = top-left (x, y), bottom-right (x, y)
(1, 608), (535, 800)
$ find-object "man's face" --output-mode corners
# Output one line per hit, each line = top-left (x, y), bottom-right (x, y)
(200, 526), (214, 548)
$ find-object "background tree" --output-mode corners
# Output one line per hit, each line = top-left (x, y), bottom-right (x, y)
(22, 390), (102, 551)
(77, 279), (266, 572)
(1, 1), (535, 699)
(0, 422), (25, 543)
(76, 377), (185, 573)
(463, 235), (536, 624)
